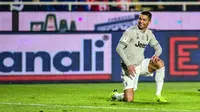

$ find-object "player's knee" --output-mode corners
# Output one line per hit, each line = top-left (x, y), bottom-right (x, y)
(123, 95), (133, 102)
(159, 60), (165, 68)
(124, 90), (134, 102)
(155, 59), (164, 69)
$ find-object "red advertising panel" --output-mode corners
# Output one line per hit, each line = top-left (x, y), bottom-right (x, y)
(169, 37), (199, 76)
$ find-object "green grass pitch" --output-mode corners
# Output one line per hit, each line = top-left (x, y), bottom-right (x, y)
(0, 82), (199, 112)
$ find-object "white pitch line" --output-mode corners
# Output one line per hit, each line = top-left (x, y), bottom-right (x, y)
(0, 102), (198, 112)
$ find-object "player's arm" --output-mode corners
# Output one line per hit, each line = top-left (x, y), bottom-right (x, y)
(116, 31), (136, 75)
(116, 44), (130, 66)
(149, 32), (162, 62)
(153, 43), (162, 57)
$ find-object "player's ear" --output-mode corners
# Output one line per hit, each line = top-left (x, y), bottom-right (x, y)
(148, 19), (151, 24)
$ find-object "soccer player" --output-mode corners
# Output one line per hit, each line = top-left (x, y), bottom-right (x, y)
(110, 11), (167, 102)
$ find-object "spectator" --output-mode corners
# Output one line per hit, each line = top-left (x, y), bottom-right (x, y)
(109, 0), (121, 11)
(39, 0), (70, 11)
(118, 0), (130, 11)
(56, 0), (69, 11)
(186, 0), (200, 11)
(161, 0), (182, 11)
(23, 0), (38, 11)
(76, 0), (89, 11)
(40, 0), (57, 11)
(89, 0), (109, 11)
(70, 0), (89, 11)
(129, 0), (141, 11)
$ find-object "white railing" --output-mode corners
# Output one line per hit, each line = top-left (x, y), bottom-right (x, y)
(0, 2), (200, 11)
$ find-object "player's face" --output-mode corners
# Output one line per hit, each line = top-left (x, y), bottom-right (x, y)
(137, 14), (151, 30)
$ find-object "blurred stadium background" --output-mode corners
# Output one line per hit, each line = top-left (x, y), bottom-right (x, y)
(0, 0), (200, 112)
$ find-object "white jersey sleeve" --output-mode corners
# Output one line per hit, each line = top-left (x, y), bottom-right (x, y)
(148, 31), (162, 56)
(119, 29), (133, 46)
(149, 31), (159, 47)
(116, 29), (133, 66)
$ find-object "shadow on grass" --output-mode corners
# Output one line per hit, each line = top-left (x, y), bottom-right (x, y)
(131, 101), (170, 105)
(108, 100), (171, 106)
(94, 96), (171, 106)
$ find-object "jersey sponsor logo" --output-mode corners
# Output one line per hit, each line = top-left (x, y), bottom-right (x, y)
(169, 37), (199, 76)
(135, 41), (147, 48)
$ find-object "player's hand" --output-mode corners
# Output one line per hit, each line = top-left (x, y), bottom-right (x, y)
(127, 65), (136, 77)
(151, 55), (160, 63)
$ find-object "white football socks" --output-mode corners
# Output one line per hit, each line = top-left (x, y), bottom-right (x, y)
(155, 67), (165, 96)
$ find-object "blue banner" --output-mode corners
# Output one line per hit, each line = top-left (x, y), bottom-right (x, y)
(0, 31), (199, 82)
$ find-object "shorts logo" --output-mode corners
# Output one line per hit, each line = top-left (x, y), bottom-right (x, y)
(169, 37), (199, 76)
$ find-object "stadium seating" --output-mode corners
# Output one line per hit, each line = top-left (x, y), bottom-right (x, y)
(0, 0), (200, 11)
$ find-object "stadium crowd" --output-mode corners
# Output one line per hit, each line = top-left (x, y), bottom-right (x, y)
(0, 0), (200, 11)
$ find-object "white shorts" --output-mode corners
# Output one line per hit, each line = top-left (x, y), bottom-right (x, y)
(121, 58), (153, 90)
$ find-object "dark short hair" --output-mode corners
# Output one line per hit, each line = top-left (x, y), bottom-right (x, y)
(140, 11), (152, 20)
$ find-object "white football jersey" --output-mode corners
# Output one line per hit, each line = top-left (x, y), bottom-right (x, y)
(118, 25), (159, 66)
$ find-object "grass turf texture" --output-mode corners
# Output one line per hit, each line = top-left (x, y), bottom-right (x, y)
(0, 82), (199, 112)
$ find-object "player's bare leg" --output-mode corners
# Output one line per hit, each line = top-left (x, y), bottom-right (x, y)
(124, 88), (134, 102)
(110, 88), (134, 102)
(148, 58), (167, 102)
(110, 74), (137, 102)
